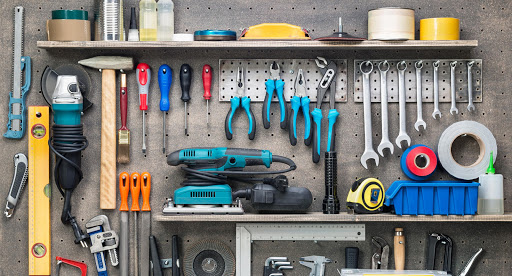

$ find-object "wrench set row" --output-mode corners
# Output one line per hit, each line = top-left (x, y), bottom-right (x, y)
(358, 59), (483, 169)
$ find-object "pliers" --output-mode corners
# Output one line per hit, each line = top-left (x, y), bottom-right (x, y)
(288, 69), (311, 146)
(263, 61), (288, 129)
(311, 57), (339, 163)
(225, 67), (256, 140)
(371, 236), (389, 269)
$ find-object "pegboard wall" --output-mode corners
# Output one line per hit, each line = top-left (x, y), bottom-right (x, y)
(0, 1), (511, 276)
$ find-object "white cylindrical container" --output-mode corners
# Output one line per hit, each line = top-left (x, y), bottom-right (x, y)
(478, 152), (504, 215)
(139, 0), (157, 41)
(368, 7), (415, 40)
(157, 0), (174, 41)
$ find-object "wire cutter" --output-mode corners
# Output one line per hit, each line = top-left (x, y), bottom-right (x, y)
(288, 69), (311, 146)
(371, 236), (390, 269)
(311, 57), (339, 163)
(225, 67), (256, 140)
(263, 61), (288, 129)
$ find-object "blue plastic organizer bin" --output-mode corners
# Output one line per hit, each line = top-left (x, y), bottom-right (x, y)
(384, 181), (480, 216)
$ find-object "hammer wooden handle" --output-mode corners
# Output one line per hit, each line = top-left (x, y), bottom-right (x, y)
(394, 227), (405, 270)
(100, 69), (117, 209)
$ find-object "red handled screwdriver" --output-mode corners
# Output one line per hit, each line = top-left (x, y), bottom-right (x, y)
(137, 63), (151, 153)
(202, 65), (212, 126)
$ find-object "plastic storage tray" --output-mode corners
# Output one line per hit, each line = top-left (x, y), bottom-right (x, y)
(384, 181), (480, 216)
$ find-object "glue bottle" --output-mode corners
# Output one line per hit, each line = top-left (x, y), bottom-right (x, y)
(157, 0), (174, 41)
(139, 0), (157, 41)
(477, 152), (504, 215)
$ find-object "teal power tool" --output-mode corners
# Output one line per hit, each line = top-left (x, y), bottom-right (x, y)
(288, 69), (311, 146)
(262, 61), (288, 129)
(225, 67), (256, 140)
(49, 75), (90, 247)
(163, 148), (300, 214)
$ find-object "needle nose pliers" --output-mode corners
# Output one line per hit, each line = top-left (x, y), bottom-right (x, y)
(225, 67), (256, 140)
(262, 61), (288, 129)
(288, 69), (312, 146)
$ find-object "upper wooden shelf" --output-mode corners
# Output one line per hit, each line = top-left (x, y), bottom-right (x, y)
(37, 40), (478, 50)
(153, 212), (511, 222)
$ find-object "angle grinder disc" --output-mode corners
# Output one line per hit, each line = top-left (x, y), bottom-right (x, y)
(184, 240), (235, 276)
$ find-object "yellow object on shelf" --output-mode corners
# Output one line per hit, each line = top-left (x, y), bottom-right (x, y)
(346, 177), (385, 214)
(420, 18), (460, 40)
(239, 23), (311, 40)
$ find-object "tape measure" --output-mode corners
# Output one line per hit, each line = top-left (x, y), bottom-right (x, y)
(28, 106), (51, 275)
(346, 178), (385, 214)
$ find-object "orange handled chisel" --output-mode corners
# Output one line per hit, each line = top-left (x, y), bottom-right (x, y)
(119, 172), (130, 276)
(130, 172), (141, 276)
(140, 172), (152, 276)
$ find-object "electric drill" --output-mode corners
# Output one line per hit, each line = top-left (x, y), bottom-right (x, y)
(50, 75), (89, 246)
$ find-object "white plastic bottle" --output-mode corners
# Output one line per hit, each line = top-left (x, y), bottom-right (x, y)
(477, 152), (504, 215)
(157, 0), (175, 41)
(139, 0), (157, 41)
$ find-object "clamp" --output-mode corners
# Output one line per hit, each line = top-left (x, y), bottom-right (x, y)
(56, 256), (87, 276)
(371, 236), (389, 269)
(264, 257), (293, 276)
(300, 255), (331, 276)
(85, 215), (119, 275)
(426, 233), (453, 274)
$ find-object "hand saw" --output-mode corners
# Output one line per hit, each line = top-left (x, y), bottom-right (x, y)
(4, 6), (31, 139)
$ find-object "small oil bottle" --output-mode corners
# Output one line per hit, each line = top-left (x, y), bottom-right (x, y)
(157, 0), (174, 41)
(477, 152), (504, 215)
(139, 0), (157, 41)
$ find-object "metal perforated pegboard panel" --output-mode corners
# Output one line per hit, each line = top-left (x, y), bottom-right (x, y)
(0, 0), (511, 275)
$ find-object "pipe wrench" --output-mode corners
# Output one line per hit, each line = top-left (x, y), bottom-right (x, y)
(86, 215), (119, 275)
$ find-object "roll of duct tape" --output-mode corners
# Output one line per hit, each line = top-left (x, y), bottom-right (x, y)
(173, 33), (195, 41)
(52, 10), (88, 20)
(47, 20), (91, 41)
(438, 121), (497, 180)
(368, 7), (415, 40)
(420, 18), (460, 40)
(401, 145), (437, 181)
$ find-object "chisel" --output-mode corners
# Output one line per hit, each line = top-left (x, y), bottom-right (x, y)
(137, 63), (151, 153)
(140, 172), (152, 276)
(158, 65), (172, 154)
(119, 172), (130, 276)
(180, 64), (192, 135)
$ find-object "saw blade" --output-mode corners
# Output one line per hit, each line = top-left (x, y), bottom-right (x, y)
(183, 240), (235, 276)
(11, 6), (25, 131)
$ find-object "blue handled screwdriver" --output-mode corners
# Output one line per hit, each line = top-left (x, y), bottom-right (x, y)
(158, 64), (172, 153)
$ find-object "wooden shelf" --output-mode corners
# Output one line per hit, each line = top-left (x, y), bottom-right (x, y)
(153, 212), (512, 222)
(37, 40), (478, 50)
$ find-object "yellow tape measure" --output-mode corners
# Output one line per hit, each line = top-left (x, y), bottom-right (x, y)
(28, 106), (51, 275)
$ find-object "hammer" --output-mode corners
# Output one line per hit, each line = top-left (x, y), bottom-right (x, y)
(79, 56), (133, 209)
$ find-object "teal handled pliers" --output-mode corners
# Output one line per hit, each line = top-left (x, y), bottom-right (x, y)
(262, 61), (287, 129)
(288, 69), (311, 146)
(225, 67), (256, 140)
(311, 57), (339, 163)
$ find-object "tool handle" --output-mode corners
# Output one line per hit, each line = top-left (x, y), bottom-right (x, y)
(130, 172), (141, 211)
(302, 97), (312, 146)
(394, 228), (405, 270)
(225, 98), (240, 140)
(345, 247), (359, 268)
(100, 69), (117, 209)
(262, 79), (274, 129)
(202, 64), (212, 100)
(150, 235), (163, 276)
(158, 64), (172, 112)
(323, 151), (340, 214)
(4, 56), (31, 139)
(311, 108), (323, 163)
(120, 74), (128, 130)
(137, 63), (151, 111)
(326, 109), (339, 152)
(119, 172), (130, 211)
(5, 153), (28, 217)
(275, 79), (287, 129)
(241, 97), (255, 140)
(172, 235), (180, 276)
(141, 172), (151, 211)
(288, 96), (300, 146)
(180, 64), (192, 102)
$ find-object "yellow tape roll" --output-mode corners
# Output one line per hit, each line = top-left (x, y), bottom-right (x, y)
(420, 18), (460, 40)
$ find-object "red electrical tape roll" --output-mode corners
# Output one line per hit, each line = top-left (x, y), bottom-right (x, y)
(405, 146), (437, 177)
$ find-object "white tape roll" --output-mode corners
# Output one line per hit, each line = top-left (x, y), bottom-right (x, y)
(438, 121), (497, 180)
(368, 7), (415, 40)
(173, 33), (194, 41)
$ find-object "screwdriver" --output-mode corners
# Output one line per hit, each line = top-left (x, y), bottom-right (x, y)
(180, 64), (192, 135)
(137, 63), (151, 153)
(130, 172), (141, 276)
(140, 172), (152, 276)
(202, 64), (212, 126)
(158, 65), (172, 153)
(119, 172), (130, 276)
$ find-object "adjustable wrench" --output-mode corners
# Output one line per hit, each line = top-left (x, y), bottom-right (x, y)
(414, 61), (426, 131)
(432, 61), (441, 119)
(467, 61), (475, 111)
(377, 61), (393, 156)
(449, 61), (458, 115)
(395, 61), (411, 149)
(360, 61), (379, 169)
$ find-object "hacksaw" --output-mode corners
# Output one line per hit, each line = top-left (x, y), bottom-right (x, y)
(28, 106), (51, 275)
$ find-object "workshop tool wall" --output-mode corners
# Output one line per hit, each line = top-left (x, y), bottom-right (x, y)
(0, 0), (511, 275)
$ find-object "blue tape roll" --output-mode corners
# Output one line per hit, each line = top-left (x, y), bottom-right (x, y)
(400, 144), (437, 181)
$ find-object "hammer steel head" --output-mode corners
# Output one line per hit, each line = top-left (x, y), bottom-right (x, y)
(78, 56), (134, 71)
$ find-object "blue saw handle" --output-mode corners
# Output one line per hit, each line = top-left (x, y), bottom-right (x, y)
(225, 97), (240, 140)
(326, 109), (339, 152)
(241, 96), (256, 140)
(4, 56), (31, 139)
(288, 96), (301, 146)
(275, 79), (287, 129)
(302, 97), (312, 146)
(311, 108), (323, 163)
(158, 64), (172, 112)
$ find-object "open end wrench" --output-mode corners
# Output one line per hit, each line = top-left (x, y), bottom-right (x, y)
(467, 61), (475, 111)
(395, 61), (411, 149)
(414, 60), (426, 131)
(377, 60), (394, 156)
(449, 61), (458, 115)
(432, 61), (442, 119)
(360, 61), (379, 169)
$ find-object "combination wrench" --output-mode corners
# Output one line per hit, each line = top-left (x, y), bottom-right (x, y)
(360, 61), (379, 169)
(432, 61), (441, 119)
(449, 61), (458, 115)
(377, 60), (394, 156)
(414, 60), (426, 131)
(395, 61), (411, 149)
(467, 61), (475, 111)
